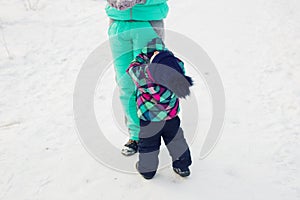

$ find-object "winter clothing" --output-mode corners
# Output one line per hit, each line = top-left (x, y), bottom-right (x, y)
(107, 0), (168, 141)
(108, 21), (161, 141)
(127, 54), (180, 121)
(127, 38), (193, 121)
(173, 167), (191, 177)
(106, 0), (168, 21)
(135, 162), (153, 179)
(149, 20), (165, 40)
(136, 116), (192, 179)
(127, 38), (192, 179)
(107, 0), (146, 11)
(149, 51), (193, 98)
(121, 139), (138, 156)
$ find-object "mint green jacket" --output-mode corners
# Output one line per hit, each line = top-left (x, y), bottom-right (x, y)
(105, 0), (168, 21)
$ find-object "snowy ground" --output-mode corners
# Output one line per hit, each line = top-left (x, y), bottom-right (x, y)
(0, 0), (300, 199)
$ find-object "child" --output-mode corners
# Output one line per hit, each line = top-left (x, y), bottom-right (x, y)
(126, 38), (193, 179)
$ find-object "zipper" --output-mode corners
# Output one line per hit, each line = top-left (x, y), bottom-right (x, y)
(130, 8), (132, 20)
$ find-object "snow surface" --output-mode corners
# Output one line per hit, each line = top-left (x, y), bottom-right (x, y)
(0, 0), (300, 199)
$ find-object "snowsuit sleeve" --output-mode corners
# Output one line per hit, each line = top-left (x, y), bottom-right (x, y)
(126, 54), (154, 87)
(144, 0), (168, 5)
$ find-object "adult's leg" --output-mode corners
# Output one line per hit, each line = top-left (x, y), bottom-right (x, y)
(131, 21), (161, 57)
(108, 20), (140, 141)
(108, 21), (163, 141)
(149, 20), (165, 40)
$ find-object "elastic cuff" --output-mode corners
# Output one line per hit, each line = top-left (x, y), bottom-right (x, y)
(130, 136), (139, 141)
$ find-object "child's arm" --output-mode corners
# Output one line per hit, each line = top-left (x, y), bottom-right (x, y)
(126, 54), (154, 87)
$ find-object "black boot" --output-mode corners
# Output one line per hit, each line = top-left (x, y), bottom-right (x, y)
(173, 167), (190, 177)
(121, 139), (138, 156)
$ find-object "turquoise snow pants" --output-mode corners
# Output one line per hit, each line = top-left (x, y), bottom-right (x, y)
(108, 20), (163, 141)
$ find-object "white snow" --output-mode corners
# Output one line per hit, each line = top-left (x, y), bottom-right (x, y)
(0, 0), (299, 199)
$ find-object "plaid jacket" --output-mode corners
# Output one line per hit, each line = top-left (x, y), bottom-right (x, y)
(127, 38), (185, 121)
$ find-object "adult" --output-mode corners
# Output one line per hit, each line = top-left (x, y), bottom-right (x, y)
(106, 0), (169, 155)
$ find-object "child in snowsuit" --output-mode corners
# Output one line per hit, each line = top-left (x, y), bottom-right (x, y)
(127, 38), (193, 179)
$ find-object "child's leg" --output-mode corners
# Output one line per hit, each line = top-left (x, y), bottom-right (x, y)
(137, 120), (164, 179)
(162, 117), (192, 170)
